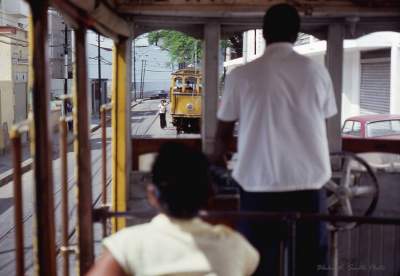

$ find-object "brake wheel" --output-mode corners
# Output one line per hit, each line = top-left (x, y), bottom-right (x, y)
(324, 152), (379, 231)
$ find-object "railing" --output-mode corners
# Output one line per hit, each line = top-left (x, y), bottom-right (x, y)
(100, 103), (112, 238)
(58, 94), (76, 276)
(10, 119), (31, 276)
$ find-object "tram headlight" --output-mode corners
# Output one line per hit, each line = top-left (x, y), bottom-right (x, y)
(186, 103), (194, 111)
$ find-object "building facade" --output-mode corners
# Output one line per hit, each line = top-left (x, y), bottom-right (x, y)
(225, 30), (400, 123)
(0, 0), (29, 151)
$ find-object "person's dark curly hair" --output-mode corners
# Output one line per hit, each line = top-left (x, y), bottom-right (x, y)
(263, 4), (300, 44)
(151, 142), (211, 219)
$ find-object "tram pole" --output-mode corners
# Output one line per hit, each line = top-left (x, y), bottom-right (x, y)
(27, 1), (57, 275)
(10, 130), (24, 276)
(111, 37), (132, 232)
(73, 27), (94, 274)
(60, 118), (70, 276)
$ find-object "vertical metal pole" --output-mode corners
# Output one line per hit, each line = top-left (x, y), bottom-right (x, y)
(60, 118), (69, 276)
(28, 2), (57, 275)
(10, 131), (24, 276)
(133, 39), (136, 102)
(64, 24), (68, 116)
(202, 23), (220, 155)
(139, 59), (144, 99)
(287, 219), (297, 276)
(330, 230), (339, 276)
(111, 38), (132, 232)
(326, 23), (344, 152)
(98, 33), (102, 112)
(142, 60), (147, 98)
(73, 28), (94, 275)
(101, 106), (107, 237)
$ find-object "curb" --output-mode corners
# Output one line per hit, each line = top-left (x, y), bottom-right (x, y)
(0, 100), (144, 188)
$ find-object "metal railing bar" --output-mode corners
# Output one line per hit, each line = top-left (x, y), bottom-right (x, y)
(11, 120), (30, 134)
(59, 117), (70, 276)
(10, 130), (24, 276)
(100, 104), (112, 238)
(92, 210), (400, 226)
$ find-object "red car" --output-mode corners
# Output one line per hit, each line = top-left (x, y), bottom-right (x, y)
(342, 114), (400, 140)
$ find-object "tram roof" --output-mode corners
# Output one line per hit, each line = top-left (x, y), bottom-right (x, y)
(51, 0), (400, 40)
(172, 68), (201, 77)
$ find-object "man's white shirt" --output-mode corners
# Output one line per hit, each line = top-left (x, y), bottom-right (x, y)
(159, 103), (167, 114)
(218, 43), (337, 192)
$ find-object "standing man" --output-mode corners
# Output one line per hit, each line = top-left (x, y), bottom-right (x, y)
(159, 99), (167, 129)
(213, 4), (337, 276)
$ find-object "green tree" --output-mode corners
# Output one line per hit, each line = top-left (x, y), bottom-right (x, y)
(148, 30), (201, 67)
(148, 30), (240, 68)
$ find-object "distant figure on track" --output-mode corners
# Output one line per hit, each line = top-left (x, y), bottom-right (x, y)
(87, 142), (259, 276)
(159, 99), (167, 129)
(65, 99), (73, 131)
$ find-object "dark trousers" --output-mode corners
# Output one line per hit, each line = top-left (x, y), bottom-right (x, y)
(159, 113), (166, 128)
(239, 188), (328, 276)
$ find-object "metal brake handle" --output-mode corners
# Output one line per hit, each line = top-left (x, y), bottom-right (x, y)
(209, 165), (238, 188)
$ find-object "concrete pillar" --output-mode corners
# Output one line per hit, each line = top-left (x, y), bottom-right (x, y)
(202, 23), (220, 155)
(326, 23), (344, 152)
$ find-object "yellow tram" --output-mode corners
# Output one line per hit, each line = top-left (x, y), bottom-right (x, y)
(169, 68), (202, 133)
(4, 1), (400, 276)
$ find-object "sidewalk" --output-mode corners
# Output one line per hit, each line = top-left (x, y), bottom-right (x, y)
(0, 100), (143, 187)
(0, 116), (102, 187)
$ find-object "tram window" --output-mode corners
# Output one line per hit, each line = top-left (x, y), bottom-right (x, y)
(175, 78), (183, 91)
(185, 77), (197, 91)
(342, 121), (354, 134)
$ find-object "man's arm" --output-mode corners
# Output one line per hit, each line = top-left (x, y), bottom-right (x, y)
(86, 250), (129, 276)
(211, 120), (236, 168)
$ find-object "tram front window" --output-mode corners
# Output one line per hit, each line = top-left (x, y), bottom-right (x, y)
(174, 78), (183, 92)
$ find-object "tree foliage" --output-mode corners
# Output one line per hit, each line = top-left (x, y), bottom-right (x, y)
(148, 30), (243, 67)
(148, 30), (201, 66)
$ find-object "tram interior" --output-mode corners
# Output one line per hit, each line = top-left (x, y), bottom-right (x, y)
(2, 0), (400, 275)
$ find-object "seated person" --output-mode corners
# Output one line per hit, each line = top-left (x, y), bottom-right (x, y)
(87, 142), (259, 276)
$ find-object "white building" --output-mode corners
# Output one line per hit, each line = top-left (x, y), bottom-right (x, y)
(225, 30), (400, 123)
(48, 8), (73, 100)
(0, 0), (29, 150)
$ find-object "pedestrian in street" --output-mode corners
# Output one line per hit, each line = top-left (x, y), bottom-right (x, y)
(159, 99), (167, 129)
(213, 3), (337, 276)
(66, 99), (73, 131)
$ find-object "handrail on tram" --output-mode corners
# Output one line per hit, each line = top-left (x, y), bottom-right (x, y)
(9, 118), (32, 276)
(100, 103), (113, 237)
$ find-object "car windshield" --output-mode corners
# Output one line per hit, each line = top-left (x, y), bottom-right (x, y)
(366, 120), (400, 137)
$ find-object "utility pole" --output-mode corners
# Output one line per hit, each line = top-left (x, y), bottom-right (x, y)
(140, 59), (147, 99)
(97, 33), (102, 115)
(142, 60), (147, 99)
(133, 39), (136, 101)
(63, 23), (68, 116)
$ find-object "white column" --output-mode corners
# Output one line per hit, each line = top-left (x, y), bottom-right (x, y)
(202, 23), (220, 155)
(326, 23), (344, 152)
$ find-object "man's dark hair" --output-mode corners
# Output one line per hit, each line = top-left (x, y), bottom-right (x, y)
(151, 142), (211, 218)
(262, 4), (300, 44)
